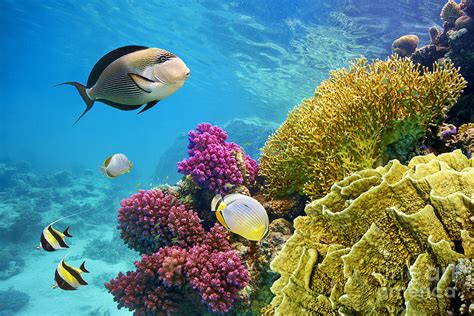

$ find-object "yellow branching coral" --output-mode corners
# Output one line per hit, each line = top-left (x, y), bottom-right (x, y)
(259, 55), (466, 199)
(268, 150), (473, 315)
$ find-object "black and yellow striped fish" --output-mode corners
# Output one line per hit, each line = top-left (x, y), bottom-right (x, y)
(53, 258), (89, 291)
(38, 224), (72, 252)
(37, 210), (90, 252)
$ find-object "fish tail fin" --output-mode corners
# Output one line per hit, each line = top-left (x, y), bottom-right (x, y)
(80, 261), (90, 273)
(56, 82), (94, 124)
(63, 226), (72, 238)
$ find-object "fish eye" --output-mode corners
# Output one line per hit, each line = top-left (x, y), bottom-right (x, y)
(159, 56), (167, 63)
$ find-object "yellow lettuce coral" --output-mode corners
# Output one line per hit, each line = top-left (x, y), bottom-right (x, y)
(260, 55), (466, 199)
(268, 150), (473, 315)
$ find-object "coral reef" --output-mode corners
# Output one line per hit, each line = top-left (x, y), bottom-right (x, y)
(242, 218), (294, 315)
(105, 252), (182, 316)
(253, 194), (305, 221)
(0, 288), (29, 314)
(107, 222), (250, 315)
(260, 55), (466, 199)
(267, 150), (473, 315)
(438, 123), (473, 157)
(409, 0), (474, 96)
(391, 35), (419, 57)
(441, 0), (464, 25)
(154, 118), (276, 185)
(186, 227), (251, 313)
(178, 123), (258, 194)
(117, 188), (205, 254)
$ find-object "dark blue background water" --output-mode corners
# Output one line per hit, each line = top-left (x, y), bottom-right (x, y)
(0, 0), (445, 184)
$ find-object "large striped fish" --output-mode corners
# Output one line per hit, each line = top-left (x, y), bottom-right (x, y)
(53, 257), (89, 291)
(58, 45), (190, 124)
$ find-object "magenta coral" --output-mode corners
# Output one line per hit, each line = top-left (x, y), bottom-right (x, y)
(118, 188), (204, 254)
(177, 123), (258, 194)
(105, 253), (179, 316)
(155, 246), (187, 288)
(185, 244), (250, 313)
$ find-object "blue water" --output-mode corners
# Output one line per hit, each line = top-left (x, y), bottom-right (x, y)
(0, 1), (446, 315)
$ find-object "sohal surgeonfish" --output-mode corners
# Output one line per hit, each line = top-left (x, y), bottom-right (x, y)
(211, 194), (269, 241)
(58, 45), (190, 124)
(53, 257), (89, 291)
(100, 153), (132, 179)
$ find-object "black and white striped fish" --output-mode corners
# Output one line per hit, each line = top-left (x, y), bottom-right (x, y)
(53, 257), (89, 291)
(58, 45), (190, 124)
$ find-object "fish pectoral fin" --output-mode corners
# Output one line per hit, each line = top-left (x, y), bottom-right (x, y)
(128, 73), (155, 93)
(137, 100), (160, 114)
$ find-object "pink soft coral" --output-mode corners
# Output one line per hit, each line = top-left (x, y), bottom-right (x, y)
(178, 123), (258, 193)
(105, 253), (179, 316)
(118, 188), (204, 254)
(185, 224), (250, 313)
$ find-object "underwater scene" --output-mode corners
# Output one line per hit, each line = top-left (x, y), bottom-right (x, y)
(0, 0), (473, 315)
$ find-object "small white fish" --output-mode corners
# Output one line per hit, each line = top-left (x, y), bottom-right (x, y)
(100, 153), (133, 179)
(211, 194), (269, 241)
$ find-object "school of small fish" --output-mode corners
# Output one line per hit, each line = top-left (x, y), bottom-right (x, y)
(38, 45), (270, 292)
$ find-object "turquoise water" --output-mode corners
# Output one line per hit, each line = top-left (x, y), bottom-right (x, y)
(0, 1), (446, 315)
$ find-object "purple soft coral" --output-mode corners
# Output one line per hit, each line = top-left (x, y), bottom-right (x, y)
(178, 123), (258, 194)
(118, 188), (204, 254)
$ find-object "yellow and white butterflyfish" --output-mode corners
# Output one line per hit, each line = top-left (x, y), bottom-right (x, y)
(211, 194), (269, 241)
(100, 153), (133, 179)
(53, 256), (89, 291)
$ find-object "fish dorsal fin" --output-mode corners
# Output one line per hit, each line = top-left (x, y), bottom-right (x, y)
(86, 45), (149, 88)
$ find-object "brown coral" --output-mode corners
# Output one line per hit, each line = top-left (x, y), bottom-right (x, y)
(268, 150), (473, 315)
(441, 0), (464, 25)
(455, 15), (474, 29)
(392, 35), (419, 57)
